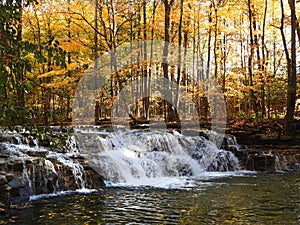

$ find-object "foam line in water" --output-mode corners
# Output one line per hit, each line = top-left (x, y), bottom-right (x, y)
(103, 171), (256, 189)
(29, 188), (99, 201)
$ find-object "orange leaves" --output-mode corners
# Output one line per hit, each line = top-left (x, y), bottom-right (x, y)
(38, 63), (80, 90)
(38, 63), (79, 79)
(19, 0), (295, 121)
(41, 77), (71, 88)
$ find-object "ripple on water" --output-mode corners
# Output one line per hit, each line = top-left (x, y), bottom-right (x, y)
(1, 172), (299, 225)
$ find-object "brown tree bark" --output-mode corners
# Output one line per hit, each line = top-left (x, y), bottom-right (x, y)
(16, 0), (25, 109)
(284, 0), (297, 134)
(175, 0), (184, 109)
(247, 0), (258, 117)
(260, 0), (268, 118)
(143, 0), (149, 119)
(162, 0), (175, 123)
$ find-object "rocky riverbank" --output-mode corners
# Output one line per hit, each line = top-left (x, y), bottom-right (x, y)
(0, 123), (299, 215)
(0, 131), (105, 214)
(226, 119), (300, 172)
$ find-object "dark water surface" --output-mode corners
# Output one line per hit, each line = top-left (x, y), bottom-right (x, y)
(1, 172), (299, 224)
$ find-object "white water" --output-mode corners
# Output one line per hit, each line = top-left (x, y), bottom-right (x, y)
(0, 135), (89, 195)
(75, 129), (241, 188)
(0, 129), (242, 194)
(29, 188), (99, 201)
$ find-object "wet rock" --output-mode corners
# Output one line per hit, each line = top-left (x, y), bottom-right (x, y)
(178, 164), (192, 176)
(0, 205), (6, 215)
(7, 159), (24, 173)
(8, 177), (31, 204)
(274, 154), (300, 171)
(207, 151), (240, 172)
(25, 150), (49, 158)
(38, 139), (50, 147)
(0, 134), (11, 143)
(5, 173), (14, 182)
(246, 154), (277, 171)
(0, 144), (11, 158)
(235, 146), (300, 172)
(0, 174), (9, 211)
(0, 157), (105, 205)
(74, 133), (105, 154)
(0, 176), (7, 187)
(83, 166), (106, 189)
(0, 148), (105, 207)
(221, 134), (240, 152)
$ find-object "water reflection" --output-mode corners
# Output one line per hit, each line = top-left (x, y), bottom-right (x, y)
(1, 172), (299, 224)
(179, 172), (300, 224)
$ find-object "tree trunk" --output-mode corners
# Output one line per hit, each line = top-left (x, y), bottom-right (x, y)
(213, 7), (218, 79)
(175, 0), (184, 109)
(284, 0), (297, 134)
(253, 9), (263, 117)
(94, 0), (99, 123)
(148, 0), (157, 119)
(67, 0), (72, 121)
(43, 32), (54, 125)
(247, 0), (257, 117)
(143, 0), (149, 119)
(207, 4), (212, 80)
(260, 0), (267, 118)
(16, 0), (25, 110)
(162, 0), (175, 123)
(202, 3), (213, 121)
(295, 17), (300, 46)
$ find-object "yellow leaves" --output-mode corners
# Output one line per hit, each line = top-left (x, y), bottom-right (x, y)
(38, 63), (78, 79)
(38, 63), (80, 88)
(38, 70), (63, 79)
(61, 42), (84, 53)
(41, 77), (72, 88)
(67, 63), (79, 71)
(38, 63), (79, 79)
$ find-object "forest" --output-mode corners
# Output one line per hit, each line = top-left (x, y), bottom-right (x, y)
(1, 1), (300, 222)
(0, 0), (299, 134)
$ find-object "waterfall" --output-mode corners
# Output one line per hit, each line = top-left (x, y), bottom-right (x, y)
(75, 129), (240, 187)
(0, 128), (242, 203)
(0, 133), (105, 204)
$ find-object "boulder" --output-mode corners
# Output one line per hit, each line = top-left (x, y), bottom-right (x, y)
(0, 174), (9, 213)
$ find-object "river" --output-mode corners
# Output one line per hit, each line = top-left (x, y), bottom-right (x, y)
(1, 171), (299, 224)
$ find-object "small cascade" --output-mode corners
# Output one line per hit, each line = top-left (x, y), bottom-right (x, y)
(66, 135), (79, 154)
(0, 134), (105, 204)
(221, 134), (240, 153)
(56, 156), (86, 189)
(0, 128), (243, 204)
(274, 154), (300, 171)
(13, 134), (38, 147)
(75, 129), (241, 186)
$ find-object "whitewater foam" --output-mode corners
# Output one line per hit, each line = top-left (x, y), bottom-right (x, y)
(75, 129), (241, 187)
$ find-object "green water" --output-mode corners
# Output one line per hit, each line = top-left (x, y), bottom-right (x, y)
(1, 172), (299, 224)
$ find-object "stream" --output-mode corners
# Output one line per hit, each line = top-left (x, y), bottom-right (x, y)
(1, 171), (299, 224)
(0, 129), (299, 224)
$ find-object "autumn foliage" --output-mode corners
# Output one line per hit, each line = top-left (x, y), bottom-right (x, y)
(0, 0), (299, 129)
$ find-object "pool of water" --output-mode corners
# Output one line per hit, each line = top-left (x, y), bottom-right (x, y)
(1, 172), (299, 224)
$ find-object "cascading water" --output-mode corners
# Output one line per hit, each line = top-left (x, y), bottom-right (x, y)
(0, 133), (105, 204)
(0, 128), (242, 204)
(75, 129), (240, 187)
